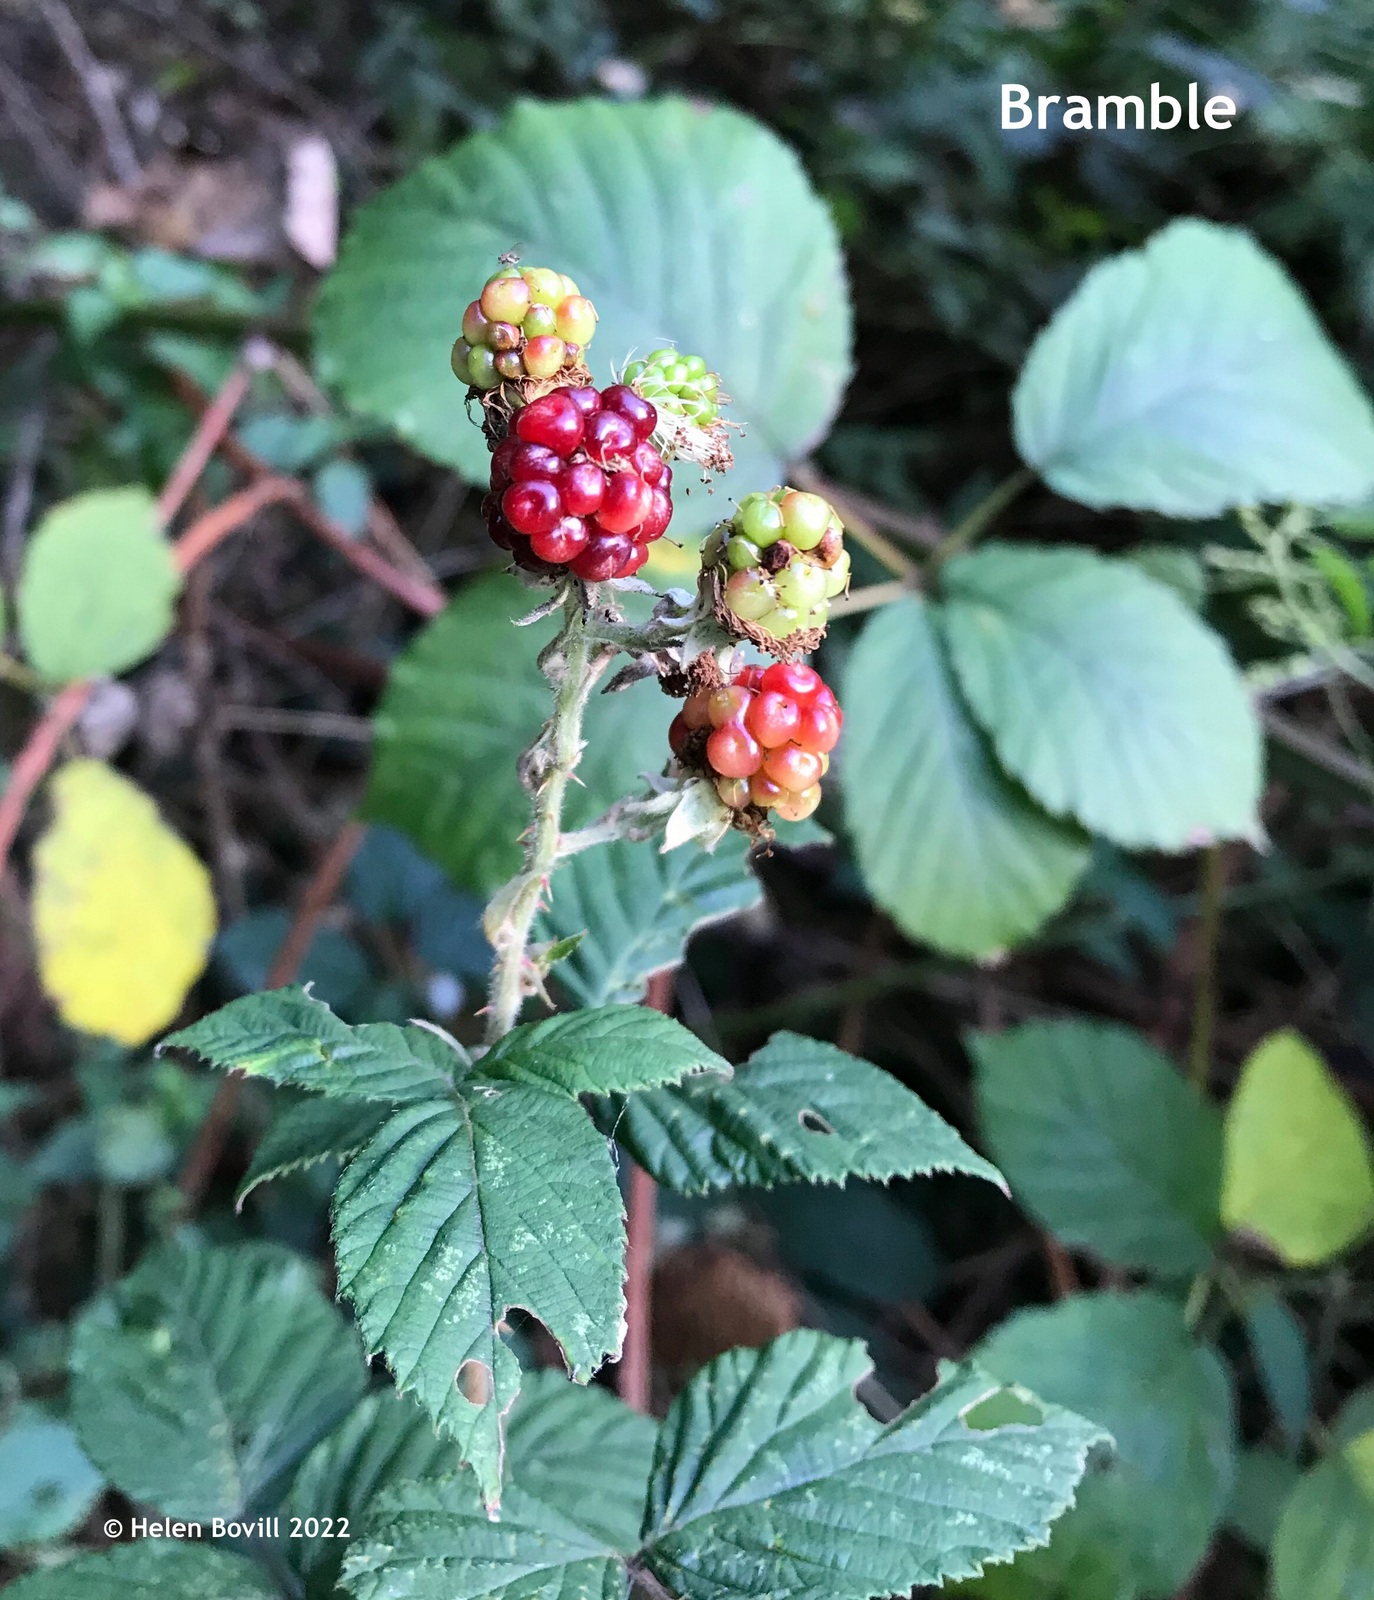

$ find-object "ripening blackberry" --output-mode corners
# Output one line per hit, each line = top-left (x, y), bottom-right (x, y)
(668, 662), (841, 825)
(703, 488), (850, 649)
(484, 384), (673, 582)
(452, 266), (598, 391)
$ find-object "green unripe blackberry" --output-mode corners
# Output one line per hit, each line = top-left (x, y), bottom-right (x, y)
(624, 347), (722, 429)
(453, 264), (598, 392)
(710, 486), (849, 650)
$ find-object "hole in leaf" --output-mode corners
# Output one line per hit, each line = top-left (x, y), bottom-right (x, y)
(457, 1359), (494, 1406)
(798, 1108), (835, 1135)
(960, 1387), (1045, 1431)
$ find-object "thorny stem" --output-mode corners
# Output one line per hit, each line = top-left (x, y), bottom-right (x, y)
(484, 586), (610, 1044)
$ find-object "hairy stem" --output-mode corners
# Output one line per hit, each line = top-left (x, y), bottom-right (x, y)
(485, 588), (608, 1044)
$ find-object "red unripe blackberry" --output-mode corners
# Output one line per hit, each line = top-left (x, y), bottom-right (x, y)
(706, 721), (763, 779)
(597, 472), (652, 534)
(640, 487), (673, 543)
(530, 516), (589, 564)
(749, 771), (786, 808)
(763, 743), (824, 791)
(601, 384), (658, 441)
(515, 392), (585, 455)
(707, 686), (752, 728)
(621, 542), (650, 576)
(668, 713), (691, 757)
(572, 531), (633, 582)
(502, 480), (561, 537)
(510, 442), (563, 482)
(558, 460), (606, 516)
(798, 701), (841, 753)
(631, 441), (667, 485)
(584, 410), (637, 466)
(565, 386), (602, 418)
(745, 691), (801, 748)
(761, 662), (822, 704)
(491, 436), (520, 487)
(681, 693), (712, 730)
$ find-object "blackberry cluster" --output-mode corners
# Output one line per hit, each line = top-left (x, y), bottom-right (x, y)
(669, 662), (841, 824)
(707, 489), (850, 645)
(453, 266), (597, 390)
(484, 385), (673, 581)
(622, 348), (722, 429)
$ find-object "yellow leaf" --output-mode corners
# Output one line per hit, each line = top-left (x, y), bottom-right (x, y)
(1221, 1029), (1374, 1267)
(32, 761), (216, 1045)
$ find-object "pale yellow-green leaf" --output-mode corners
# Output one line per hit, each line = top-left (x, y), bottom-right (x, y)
(32, 761), (216, 1045)
(1222, 1030), (1374, 1266)
(1346, 1430), (1374, 1503)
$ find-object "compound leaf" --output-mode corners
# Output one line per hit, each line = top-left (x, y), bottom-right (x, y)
(941, 545), (1262, 850)
(4, 1542), (280, 1600)
(639, 1329), (1107, 1600)
(595, 1030), (1003, 1195)
(332, 1077), (625, 1509)
(365, 574), (668, 894)
(33, 761), (215, 1046)
(505, 1370), (657, 1553)
(535, 833), (761, 1008)
(1222, 1030), (1374, 1266)
(315, 97), (850, 534)
(236, 1094), (391, 1207)
(285, 1390), (456, 1600)
(481, 1004), (729, 1097)
(18, 486), (180, 682)
(165, 986), (463, 1104)
(842, 596), (1090, 960)
(976, 1291), (1236, 1597)
(69, 1241), (366, 1522)
(344, 1475), (628, 1600)
(970, 1018), (1223, 1276)
(1013, 218), (1374, 516)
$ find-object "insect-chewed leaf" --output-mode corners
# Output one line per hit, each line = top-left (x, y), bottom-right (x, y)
(3, 1542), (280, 1600)
(976, 1290), (1236, 1596)
(69, 1241), (367, 1522)
(941, 544), (1262, 851)
(596, 1030), (1003, 1195)
(534, 833), (761, 1008)
(638, 1329), (1107, 1600)
(841, 596), (1090, 960)
(332, 1075), (626, 1510)
(164, 986), (464, 1103)
(1013, 218), (1374, 516)
(18, 486), (181, 683)
(970, 1018), (1223, 1276)
(32, 761), (215, 1046)
(480, 1004), (730, 1097)
(284, 1390), (457, 1599)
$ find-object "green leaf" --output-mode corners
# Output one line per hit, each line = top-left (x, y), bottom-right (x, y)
(481, 1004), (729, 1096)
(1227, 1447), (1302, 1553)
(0, 1405), (103, 1550)
(841, 596), (1090, 959)
(941, 544), (1263, 850)
(1272, 1447), (1374, 1600)
(1221, 1029), (1374, 1265)
(18, 487), (180, 682)
(4, 1542), (280, 1600)
(332, 1077), (625, 1509)
(69, 1241), (366, 1521)
(976, 1291), (1236, 1597)
(639, 1329), (1107, 1600)
(236, 1093), (391, 1207)
(506, 1369), (658, 1552)
(164, 986), (464, 1104)
(344, 1475), (629, 1600)
(534, 833), (761, 1008)
(970, 1019), (1223, 1276)
(1013, 218), (1374, 516)
(595, 1030), (1004, 1195)
(365, 574), (669, 894)
(315, 97), (850, 534)
(285, 1390), (456, 1599)
(1242, 1288), (1311, 1456)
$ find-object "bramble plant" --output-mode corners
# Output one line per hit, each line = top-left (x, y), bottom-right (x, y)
(5, 90), (1374, 1600)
